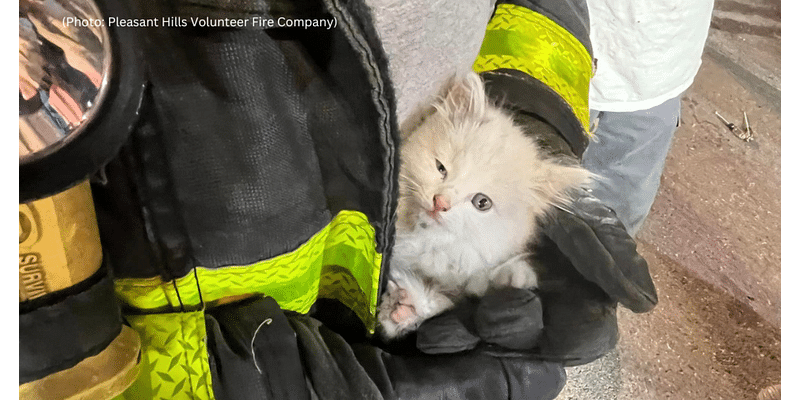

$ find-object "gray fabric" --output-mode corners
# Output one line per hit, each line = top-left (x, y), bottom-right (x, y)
(365, 0), (495, 124)
(581, 95), (682, 236)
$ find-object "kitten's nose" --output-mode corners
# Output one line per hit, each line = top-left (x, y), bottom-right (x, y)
(433, 195), (450, 213)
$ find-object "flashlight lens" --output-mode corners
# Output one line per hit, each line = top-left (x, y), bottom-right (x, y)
(19, 0), (112, 163)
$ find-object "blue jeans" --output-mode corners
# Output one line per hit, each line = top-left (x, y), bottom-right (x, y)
(581, 96), (682, 236)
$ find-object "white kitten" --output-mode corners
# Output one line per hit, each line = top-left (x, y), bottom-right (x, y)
(379, 72), (592, 339)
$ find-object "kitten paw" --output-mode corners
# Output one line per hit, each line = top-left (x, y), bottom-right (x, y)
(491, 256), (538, 289)
(390, 299), (417, 324)
(378, 281), (423, 339)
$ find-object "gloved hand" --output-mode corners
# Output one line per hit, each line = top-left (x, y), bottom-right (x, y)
(413, 287), (545, 354)
(408, 188), (657, 366)
(533, 188), (657, 364)
(404, 69), (659, 367)
(205, 296), (566, 400)
(541, 189), (658, 314)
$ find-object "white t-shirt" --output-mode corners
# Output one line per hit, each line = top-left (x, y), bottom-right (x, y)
(587, 0), (714, 112)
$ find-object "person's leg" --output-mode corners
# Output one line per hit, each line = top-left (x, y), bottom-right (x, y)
(561, 97), (681, 399)
(582, 96), (682, 236)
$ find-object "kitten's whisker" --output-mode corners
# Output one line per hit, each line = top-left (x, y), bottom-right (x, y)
(398, 172), (421, 186)
(398, 173), (424, 193)
(399, 183), (421, 195)
(553, 204), (575, 215)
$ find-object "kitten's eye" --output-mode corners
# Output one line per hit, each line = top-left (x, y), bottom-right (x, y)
(435, 159), (447, 178)
(471, 193), (492, 211)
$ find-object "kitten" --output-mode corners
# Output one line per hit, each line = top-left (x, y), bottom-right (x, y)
(378, 72), (592, 339)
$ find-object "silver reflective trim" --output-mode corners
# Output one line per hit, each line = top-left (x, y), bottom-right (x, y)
(19, 0), (112, 163)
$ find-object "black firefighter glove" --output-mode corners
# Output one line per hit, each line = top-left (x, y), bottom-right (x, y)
(205, 295), (565, 400)
(408, 70), (659, 366)
(534, 187), (658, 364)
(412, 187), (658, 366)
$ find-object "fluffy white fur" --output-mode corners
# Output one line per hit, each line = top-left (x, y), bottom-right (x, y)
(378, 72), (592, 339)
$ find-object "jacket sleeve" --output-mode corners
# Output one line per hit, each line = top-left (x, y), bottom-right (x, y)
(479, 0), (594, 158)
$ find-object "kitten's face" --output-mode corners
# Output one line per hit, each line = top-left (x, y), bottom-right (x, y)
(397, 106), (541, 255)
(396, 73), (590, 261)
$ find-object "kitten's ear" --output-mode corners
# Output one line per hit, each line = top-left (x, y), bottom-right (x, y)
(438, 72), (488, 123)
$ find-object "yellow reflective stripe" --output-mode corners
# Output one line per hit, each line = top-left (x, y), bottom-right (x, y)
(120, 311), (214, 400)
(474, 3), (593, 132)
(114, 210), (382, 331)
(318, 214), (383, 328)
